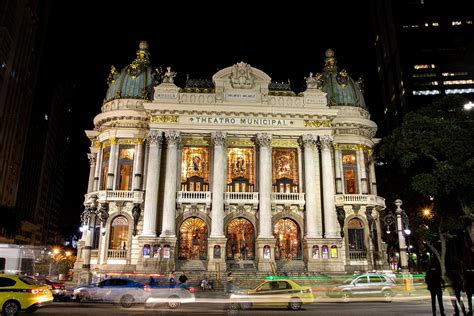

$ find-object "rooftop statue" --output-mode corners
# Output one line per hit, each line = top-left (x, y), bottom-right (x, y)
(162, 66), (177, 84)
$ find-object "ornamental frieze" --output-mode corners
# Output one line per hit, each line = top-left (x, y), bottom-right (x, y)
(304, 120), (331, 128)
(150, 115), (179, 123)
(181, 138), (210, 147)
(227, 139), (254, 147)
(333, 143), (374, 154)
(271, 139), (299, 148)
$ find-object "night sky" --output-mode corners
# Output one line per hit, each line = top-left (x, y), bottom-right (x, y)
(42, 1), (377, 238)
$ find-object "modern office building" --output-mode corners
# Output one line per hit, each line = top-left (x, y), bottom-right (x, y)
(74, 42), (387, 281)
(371, 0), (474, 133)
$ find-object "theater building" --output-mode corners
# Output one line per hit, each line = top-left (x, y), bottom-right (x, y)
(74, 42), (387, 281)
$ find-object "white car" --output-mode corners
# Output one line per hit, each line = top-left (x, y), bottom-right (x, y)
(144, 286), (195, 309)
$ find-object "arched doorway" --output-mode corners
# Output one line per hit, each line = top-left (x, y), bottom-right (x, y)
(347, 218), (366, 260)
(109, 216), (129, 250)
(178, 217), (208, 260)
(227, 218), (255, 260)
(274, 218), (301, 259)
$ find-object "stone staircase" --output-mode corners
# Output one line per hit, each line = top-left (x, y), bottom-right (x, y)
(226, 260), (257, 272)
(175, 259), (206, 272)
(276, 259), (307, 274)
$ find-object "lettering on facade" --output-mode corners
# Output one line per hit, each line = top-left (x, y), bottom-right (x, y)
(224, 92), (257, 102)
(156, 92), (178, 99)
(190, 116), (292, 127)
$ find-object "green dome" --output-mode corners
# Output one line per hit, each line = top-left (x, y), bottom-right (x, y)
(104, 41), (156, 103)
(317, 49), (366, 109)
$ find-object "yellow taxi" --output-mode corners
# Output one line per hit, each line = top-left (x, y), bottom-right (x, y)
(228, 279), (314, 312)
(0, 274), (53, 316)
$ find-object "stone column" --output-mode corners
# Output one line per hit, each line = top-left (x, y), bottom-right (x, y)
(255, 133), (275, 272)
(333, 144), (343, 194)
(132, 141), (145, 191)
(357, 145), (368, 194)
(300, 134), (320, 238)
(160, 130), (181, 238)
(256, 133), (273, 239)
(321, 136), (339, 238)
(93, 149), (102, 192)
(141, 131), (163, 237)
(369, 156), (378, 195)
(208, 132), (227, 272)
(210, 132), (226, 238)
(87, 153), (97, 193)
(297, 146), (303, 190)
(106, 138), (118, 190)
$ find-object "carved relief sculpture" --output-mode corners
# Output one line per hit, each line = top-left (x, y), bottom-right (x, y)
(230, 62), (254, 89)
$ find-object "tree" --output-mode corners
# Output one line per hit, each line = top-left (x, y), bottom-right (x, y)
(380, 95), (474, 275)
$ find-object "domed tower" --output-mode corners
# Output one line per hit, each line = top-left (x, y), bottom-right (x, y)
(76, 42), (157, 283)
(318, 48), (366, 108)
(316, 49), (385, 273)
(104, 41), (157, 103)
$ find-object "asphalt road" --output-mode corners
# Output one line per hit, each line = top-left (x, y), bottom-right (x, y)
(28, 295), (468, 316)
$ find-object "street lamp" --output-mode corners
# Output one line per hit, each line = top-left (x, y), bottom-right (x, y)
(464, 101), (474, 111)
(384, 199), (410, 272)
(79, 195), (99, 285)
(79, 195), (109, 285)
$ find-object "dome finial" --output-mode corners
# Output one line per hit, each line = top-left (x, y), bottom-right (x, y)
(139, 41), (149, 50)
(134, 41), (150, 63)
(324, 48), (338, 73)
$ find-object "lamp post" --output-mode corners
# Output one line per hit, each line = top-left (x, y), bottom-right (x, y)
(384, 199), (411, 272)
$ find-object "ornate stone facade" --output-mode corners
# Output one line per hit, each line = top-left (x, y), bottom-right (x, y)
(75, 44), (387, 282)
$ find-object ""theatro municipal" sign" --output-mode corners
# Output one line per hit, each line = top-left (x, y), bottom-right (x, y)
(190, 116), (293, 127)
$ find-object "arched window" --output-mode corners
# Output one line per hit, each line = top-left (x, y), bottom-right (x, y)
(109, 216), (129, 250)
(116, 145), (134, 190)
(331, 245), (338, 258)
(342, 151), (358, 194)
(312, 245), (319, 259)
(322, 245), (329, 259)
(348, 218), (365, 250)
(143, 244), (151, 257)
(100, 147), (110, 190)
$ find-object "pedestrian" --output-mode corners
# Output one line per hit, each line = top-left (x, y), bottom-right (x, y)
(465, 268), (474, 316)
(447, 269), (466, 316)
(177, 274), (188, 288)
(240, 244), (245, 260)
(169, 271), (176, 288)
(225, 272), (236, 294)
(425, 263), (446, 316)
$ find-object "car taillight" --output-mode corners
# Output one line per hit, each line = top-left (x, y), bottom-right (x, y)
(30, 288), (44, 294)
(144, 285), (151, 292)
(188, 287), (196, 293)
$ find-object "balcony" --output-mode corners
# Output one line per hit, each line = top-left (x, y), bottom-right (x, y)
(348, 250), (367, 261)
(334, 194), (386, 209)
(224, 192), (259, 211)
(176, 191), (212, 210)
(85, 190), (144, 204)
(271, 192), (305, 210)
(107, 249), (128, 259)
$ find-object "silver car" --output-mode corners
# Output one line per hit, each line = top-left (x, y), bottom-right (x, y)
(327, 274), (396, 302)
(73, 278), (149, 307)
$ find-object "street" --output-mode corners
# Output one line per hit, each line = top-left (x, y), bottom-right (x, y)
(30, 295), (467, 316)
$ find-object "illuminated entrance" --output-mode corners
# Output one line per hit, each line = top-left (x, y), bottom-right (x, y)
(178, 217), (208, 259)
(227, 218), (255, 260)
(274, 218), (301, 259)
